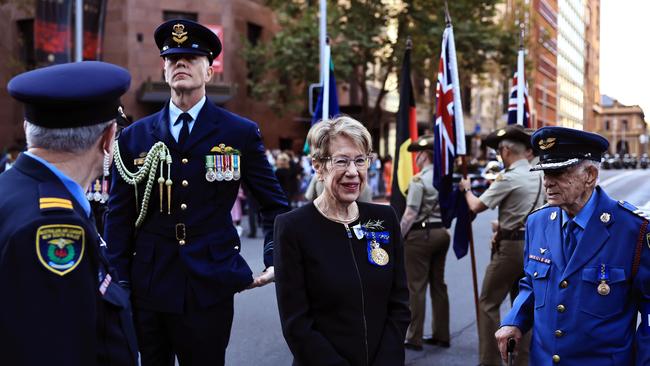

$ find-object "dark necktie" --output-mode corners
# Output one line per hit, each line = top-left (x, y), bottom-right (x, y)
(564, 219), (578, 260)
(175, 112), (192, 147)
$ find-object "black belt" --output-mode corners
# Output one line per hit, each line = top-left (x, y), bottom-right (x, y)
(499, 229), (525, 241)
(411, 221), (444, 230)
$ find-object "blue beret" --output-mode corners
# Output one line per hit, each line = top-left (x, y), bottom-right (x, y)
(154, 19), (221, 64)
(7, 61), (131, 128)
(531, 126), (609, 171)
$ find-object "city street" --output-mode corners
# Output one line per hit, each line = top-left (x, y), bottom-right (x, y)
(224, 168), (650, 365)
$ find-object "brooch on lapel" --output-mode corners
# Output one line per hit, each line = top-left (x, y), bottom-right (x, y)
(360, 220), (390, 266)
(206, 144), (241, 182)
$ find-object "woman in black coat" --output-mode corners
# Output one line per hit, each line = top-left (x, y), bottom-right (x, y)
(274, 116), (410, 366)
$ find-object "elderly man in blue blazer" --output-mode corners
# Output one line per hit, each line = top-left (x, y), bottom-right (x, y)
(496, 126), (650, 365)
(104, 19), (289, 366)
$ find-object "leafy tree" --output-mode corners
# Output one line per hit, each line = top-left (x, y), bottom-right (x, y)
(243, 0), (521, 129)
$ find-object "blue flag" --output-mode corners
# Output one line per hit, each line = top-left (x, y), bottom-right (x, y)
(311, 62), (339, 125)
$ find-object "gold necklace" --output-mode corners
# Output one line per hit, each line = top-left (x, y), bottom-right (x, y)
(314, 200), (359, 224)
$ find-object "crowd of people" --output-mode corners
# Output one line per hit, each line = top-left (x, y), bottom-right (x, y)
(1, 17), (649, 366)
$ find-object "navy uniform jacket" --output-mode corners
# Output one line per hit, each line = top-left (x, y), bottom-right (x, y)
(0, 154), (138, 366)
(105, 100), (288, 313)
(502, 186), (650, 365)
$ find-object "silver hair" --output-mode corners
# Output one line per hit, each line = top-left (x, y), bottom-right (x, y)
(25, 120), (114, 153)
(498, 139), (527, 155)
(307, 115), (372, 160)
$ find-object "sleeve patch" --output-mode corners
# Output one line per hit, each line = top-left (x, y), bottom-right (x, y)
(36, 224), (85, 276)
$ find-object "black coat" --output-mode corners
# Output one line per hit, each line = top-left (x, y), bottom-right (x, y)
(0, 154), (137, 365)
(274, 202), (410, 366)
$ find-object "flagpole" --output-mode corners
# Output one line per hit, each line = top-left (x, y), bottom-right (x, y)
(75, 0), (83, 62)
(516, 24), (525, 125)
(322, 37), (331, 122)
(445, 0), (481, 330)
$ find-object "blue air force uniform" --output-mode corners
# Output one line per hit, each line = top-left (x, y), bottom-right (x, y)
(0, 62), (137, 365)
(502, 127), (650, 365)
(104, 19), (289, 365)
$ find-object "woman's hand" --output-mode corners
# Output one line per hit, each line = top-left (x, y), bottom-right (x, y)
(247, 266), (275, 289)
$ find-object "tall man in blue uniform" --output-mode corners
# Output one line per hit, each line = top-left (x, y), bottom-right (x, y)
(496, 126), (650, 365)
(0, 61), (138, 365)
(105, 19), (289, 366)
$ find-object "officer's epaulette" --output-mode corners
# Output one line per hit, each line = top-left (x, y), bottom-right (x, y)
(617, 200), (649, 221)
(38, 183), (74, 213)
(528, 203), (553, 217)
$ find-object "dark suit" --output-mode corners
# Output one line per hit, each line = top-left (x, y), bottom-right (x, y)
(0, 154), (137, 366)
(105, 99), (288, 365)
(274, 202), (410, 366)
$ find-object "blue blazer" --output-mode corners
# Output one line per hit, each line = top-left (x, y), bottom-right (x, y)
(105, 100), (288, 313)
(0, 154), (137, 366)
(502, 186), (650, 365)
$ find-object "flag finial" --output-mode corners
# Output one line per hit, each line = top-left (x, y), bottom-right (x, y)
(444, 0), (452, 26)
(519, 23), (525, 49)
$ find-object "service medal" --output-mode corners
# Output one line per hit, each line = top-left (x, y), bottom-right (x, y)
(233, 154), (241, 181)
(215, 155), (224, 181)
(597, 264), (610, 296)
(205, 155), (217, 182)
(93, 191), (102, 202)
(597, 281), (610, 296)
(224, 154), (234, 181)
(370, 247), (389, 266)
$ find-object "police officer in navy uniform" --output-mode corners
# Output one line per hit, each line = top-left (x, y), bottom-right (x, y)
(104, 19), (289, 366)
(0, 61), (137, 365)
(496, 126), (650, 365)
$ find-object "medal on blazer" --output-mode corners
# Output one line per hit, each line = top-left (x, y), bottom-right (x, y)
(205, 155), (217, 182)
(363, 229), (390, 266)
(209, 144), (241, 182)
(597, 263), (610, 296)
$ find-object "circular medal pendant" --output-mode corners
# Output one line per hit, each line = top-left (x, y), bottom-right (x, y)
(597, 282), (610, 296)
(233, 171), (241, 181)
(101, 193), (109, 203)
(93, 191), (102, 202)
(371, 247), (389, 266)
(205, 170), (217, 182)
(216, 171), (224, 182)
(224, 170), (233, 181)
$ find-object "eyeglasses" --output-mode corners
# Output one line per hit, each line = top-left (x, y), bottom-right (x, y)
(322, 155), (371, 170)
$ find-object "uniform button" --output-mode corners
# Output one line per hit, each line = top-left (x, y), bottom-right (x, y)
(560, 280), (568, 288)
(181, 203), (187, 210)
(182, 180), (189, 187)
(555, 330), (564, 337)
(533, 271), (538, 278)
(182, 158), (189, 164)
(234, 246), (239, 250)
(557, 304), (566, 313)
(553, 354), (560, 363)
(179, 240), (186, 246)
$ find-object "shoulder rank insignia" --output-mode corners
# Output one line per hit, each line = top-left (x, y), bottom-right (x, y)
(39, 197), (73, 211)
(36, 224), (85, 276)
(618, 200), (649, 220)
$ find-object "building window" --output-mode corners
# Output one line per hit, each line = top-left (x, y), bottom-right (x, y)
(163, 11), (198, 21)
(17, 19), (35, 70)
(247, 22), (262, 46)
(604, 120), (610, 130)
(622, 119), (628, 130)
(246, 22), (263, 96)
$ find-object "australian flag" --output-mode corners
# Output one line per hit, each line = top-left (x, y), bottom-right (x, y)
(433, 25), (471, 259)
(507, 48), (530, 127)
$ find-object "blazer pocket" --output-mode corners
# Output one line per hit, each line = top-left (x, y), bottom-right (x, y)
(579, 266), (627, 318)
(209, 241), (253, 292)
(525, 262), (551, 309)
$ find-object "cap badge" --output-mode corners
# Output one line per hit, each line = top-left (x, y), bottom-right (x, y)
(600, 212), (611, 223)
(538, 137), (556, 150)
(497, 129), (506, 137)
(418, 139), (427, 146)
(172, 23), (188, 45)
